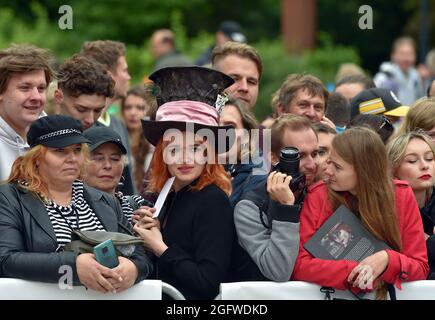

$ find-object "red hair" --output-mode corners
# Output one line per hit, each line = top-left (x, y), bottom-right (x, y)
(6, 144), (89, 201)
(148, 138), (232, 196)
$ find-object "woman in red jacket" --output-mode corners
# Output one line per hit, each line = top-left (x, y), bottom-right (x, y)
(292, 127), (428, 299)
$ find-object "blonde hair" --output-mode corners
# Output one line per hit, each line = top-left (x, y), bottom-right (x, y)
(7, 144), (89, 201)
(396, 98), (435, 136)
(212, 41), (263, 79)
(335, 63), (365, 83)
(328, 127), (402, 299)
(387, 131), (435, 173)
(387, 131), (435, 202)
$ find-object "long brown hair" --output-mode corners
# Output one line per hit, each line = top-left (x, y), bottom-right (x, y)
(7, 144), (89, 201)
(121, 85), (158, 190)
(328, 127), (402, 299)
(148, 137), (231, 196)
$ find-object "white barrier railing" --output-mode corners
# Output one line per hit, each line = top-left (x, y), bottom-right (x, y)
(2, 278), (432, 300)
(0, 278), (185, 300)
(218, 281), (435, 300)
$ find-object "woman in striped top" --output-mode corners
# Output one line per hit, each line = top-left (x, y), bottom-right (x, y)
(0, 115), (153, 293)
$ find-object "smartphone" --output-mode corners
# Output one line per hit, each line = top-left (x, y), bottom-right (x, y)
(93, 239), (119, 269)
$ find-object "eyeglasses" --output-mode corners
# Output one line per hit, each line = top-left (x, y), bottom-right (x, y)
(376, 116), (395, 143)
(378, 116), (394, 132)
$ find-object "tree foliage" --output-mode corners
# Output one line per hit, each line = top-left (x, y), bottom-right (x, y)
(0, 0), (430, 120)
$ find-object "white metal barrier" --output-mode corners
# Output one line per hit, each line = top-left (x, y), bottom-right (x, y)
(397, 281), (435, 300)
(3, 278), (433, 300)
(219, 281), (435, 300)
(0, 278), (185, 300)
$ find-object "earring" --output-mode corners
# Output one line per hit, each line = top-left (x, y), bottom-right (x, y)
(118, 175), (125, 188)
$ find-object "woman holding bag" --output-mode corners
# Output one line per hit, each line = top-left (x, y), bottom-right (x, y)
(0, 115), (153, 293)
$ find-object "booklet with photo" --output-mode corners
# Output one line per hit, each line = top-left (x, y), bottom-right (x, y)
(304, 204), (391, 262)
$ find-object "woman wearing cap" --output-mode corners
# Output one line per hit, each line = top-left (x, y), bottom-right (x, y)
(82, 126), (154, 224)
(292, 127), (428, 299)
(387, 131), (435, 279)
(133, 66), (235, 300)
(0, 115), (153, 293)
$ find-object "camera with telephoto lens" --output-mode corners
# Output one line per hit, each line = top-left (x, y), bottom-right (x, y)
(276, 147), (306, 193)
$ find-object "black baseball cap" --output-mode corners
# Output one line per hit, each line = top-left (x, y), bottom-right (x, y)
(350, 88), (409, 119)
(218, 20), (246, 43)
(83, 126), (127, 154)
(27, 115), (90, 148)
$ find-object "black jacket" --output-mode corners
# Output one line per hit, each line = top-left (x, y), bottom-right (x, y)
(420, 189), (435, 279)
(156, 183), (235, 300)
(0, 183), (153, 284)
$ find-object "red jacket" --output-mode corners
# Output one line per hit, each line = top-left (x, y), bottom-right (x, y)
(292, 180), (429, 290)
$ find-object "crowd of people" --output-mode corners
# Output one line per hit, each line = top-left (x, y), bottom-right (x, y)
(0, 22), (435, 300)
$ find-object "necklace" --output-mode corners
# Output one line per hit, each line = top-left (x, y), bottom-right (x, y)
(53, 202), (80, 231)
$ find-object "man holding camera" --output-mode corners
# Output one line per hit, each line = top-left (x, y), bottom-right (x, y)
(231, 114), (318, 282)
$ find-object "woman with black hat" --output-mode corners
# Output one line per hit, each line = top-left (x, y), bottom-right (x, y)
(134, 66), (235, 299)
(0, 115), (153, 293)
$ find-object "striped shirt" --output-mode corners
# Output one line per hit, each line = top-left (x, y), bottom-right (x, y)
(116, 193), (152, 224)
(44, 180), (105, 251)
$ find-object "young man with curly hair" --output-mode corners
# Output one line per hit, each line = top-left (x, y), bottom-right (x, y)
(55, 54), (115, 130)
(80, 40), (136, 194)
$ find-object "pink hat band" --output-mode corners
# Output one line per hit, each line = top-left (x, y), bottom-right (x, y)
(155, 100), (219, 126)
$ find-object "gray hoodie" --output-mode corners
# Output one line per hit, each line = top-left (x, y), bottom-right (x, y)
(374, 62), (424, 105)
(0, 116), (29, 181)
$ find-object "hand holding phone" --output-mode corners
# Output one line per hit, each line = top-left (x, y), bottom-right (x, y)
(93, 239), (119, 269)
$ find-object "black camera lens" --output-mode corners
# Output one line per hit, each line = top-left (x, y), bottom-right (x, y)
(277, 147), (306, 193)
(278, 147), (300, 176)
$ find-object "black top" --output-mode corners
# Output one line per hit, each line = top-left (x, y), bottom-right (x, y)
(155, 182), (235, 300)
(420, 189), (435, 278)
(420, 189), (435, 235)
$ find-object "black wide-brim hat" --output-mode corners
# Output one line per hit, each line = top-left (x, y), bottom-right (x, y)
(141, 66), (236, 153)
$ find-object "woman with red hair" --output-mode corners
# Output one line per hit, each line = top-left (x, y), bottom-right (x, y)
(133, 66), (235, 299)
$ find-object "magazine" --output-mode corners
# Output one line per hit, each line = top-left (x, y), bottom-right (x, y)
(304, 205), (391, 262)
